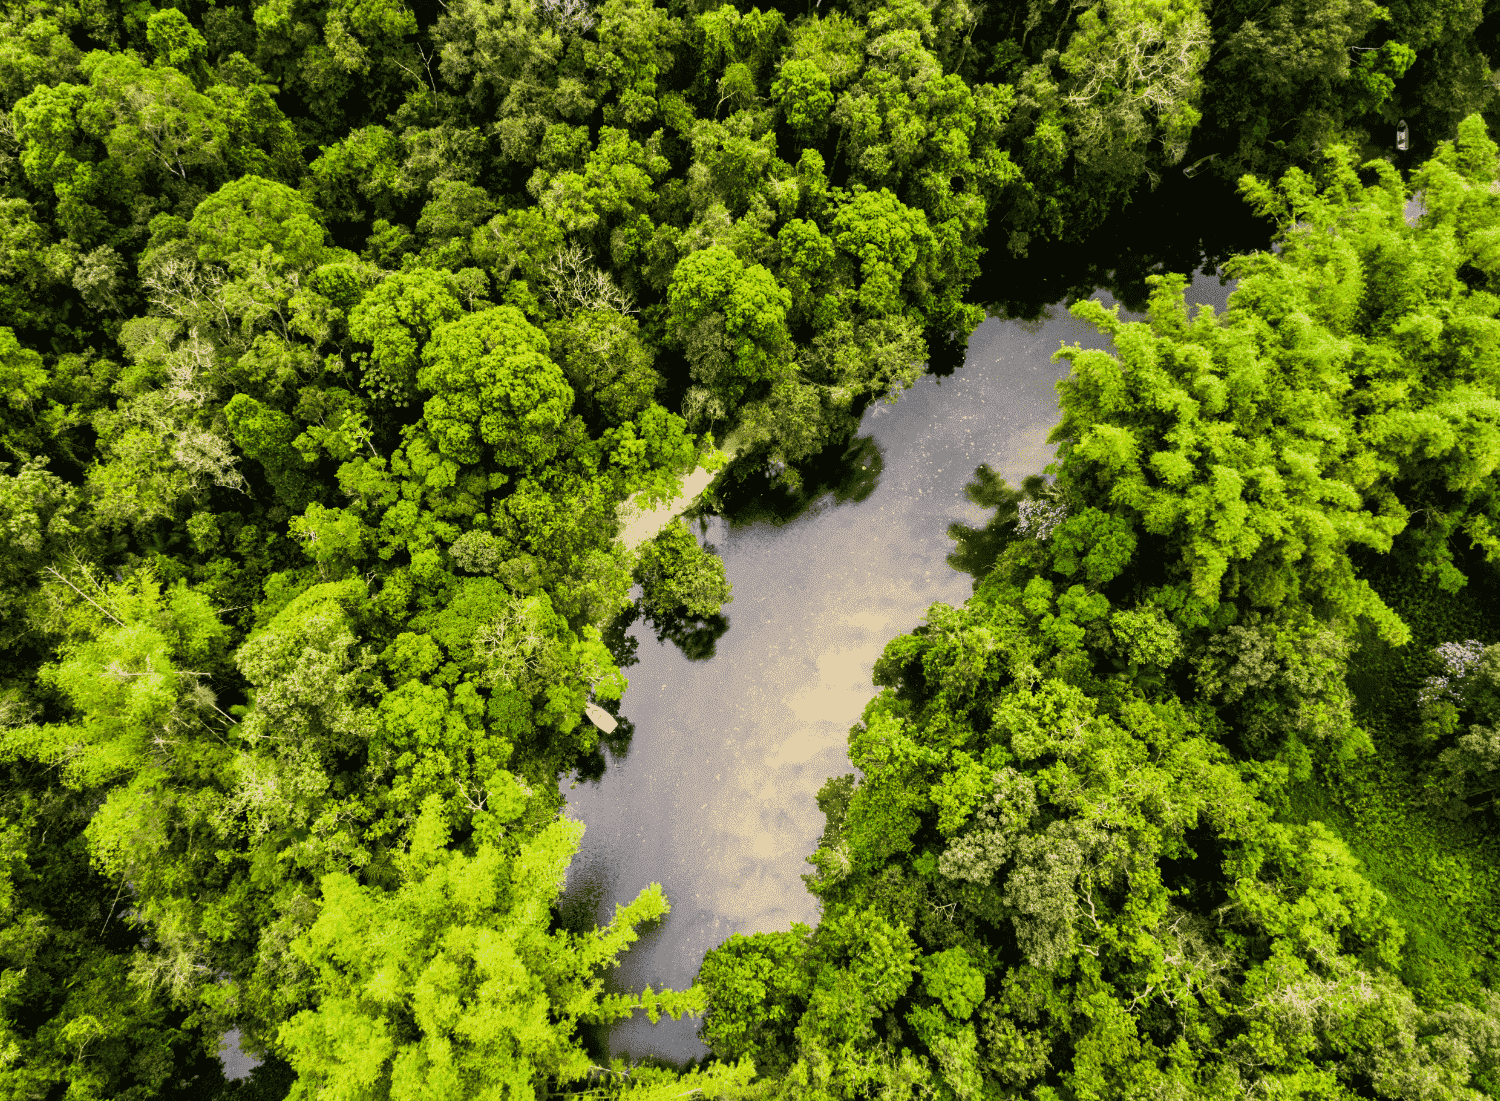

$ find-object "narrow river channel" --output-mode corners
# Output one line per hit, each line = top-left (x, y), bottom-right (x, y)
(559, 270), (1237, 1064)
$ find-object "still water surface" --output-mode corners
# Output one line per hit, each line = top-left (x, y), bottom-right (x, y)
(559, 272), (1237, 1064)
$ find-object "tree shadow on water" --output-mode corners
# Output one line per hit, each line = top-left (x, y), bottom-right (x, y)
(711, 433), (884, 529)
(607, 597), (731, 667)
(601, 601), (641, 671)
(574, 605), (639, 781)
(573, 703), (636, 782)
(644, 607), (731, 662)
(973, 169), (1277, 322)
(946, 464), (1026, 581)
(552, 860), (613, 1063)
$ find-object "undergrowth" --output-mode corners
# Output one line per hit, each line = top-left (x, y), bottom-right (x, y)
(1292, 545), (1500, 1006)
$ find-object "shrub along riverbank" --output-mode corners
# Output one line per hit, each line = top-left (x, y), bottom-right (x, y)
(695, 120), (1500, 1099)
(0, 0), (1497, 1094)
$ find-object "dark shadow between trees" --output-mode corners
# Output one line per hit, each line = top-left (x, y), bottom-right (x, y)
(972, 168), (1278, 322)
(708, 433), (884, 530)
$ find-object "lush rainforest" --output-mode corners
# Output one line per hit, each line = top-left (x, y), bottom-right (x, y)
(0, 0), (1499, 1095)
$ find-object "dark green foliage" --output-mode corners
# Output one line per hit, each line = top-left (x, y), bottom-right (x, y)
(696, 119), (1500, 1100)
(635, 518), (733, 619)
(0, 0), (1496, 1096)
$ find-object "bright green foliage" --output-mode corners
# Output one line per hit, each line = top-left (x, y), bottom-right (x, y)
(146, 9), (209, 78)
(706, 558), (1489, 1097)
(307, 126), (412, 225)
(0, 16), (81, 109)
(537, 127), (666, 238)
(1048, 122), (1500, 638)
(603, 402), (698, 508)
(698, 925), (816, 1077)
(634, 520), (733, 619)
(1195, 608), (1361, 757)
(190, 174), (329, 270)
(28, 566), (228, 789)
(279, 792), (709, 1100)
(668, 244), (792, 423)
(922, 947), (986, 1018)
(0, 199), (74, 334)
(698, 120), (1500, 1101)
(0, 458), (80, 630)
(10, 79), (133, 246)
(84, 50), (225, 185)
(347, 267), (467, 405)
(545, 308), (661, 426)
(832, 189), (939, 323)
(1, 2), (1498, 1098)
(772, 59), (833, 139)
(1108, 603), (1181, 667)
(0, 327), (46, 411)
(470, 208), (566, 290)
(701, 906), (925, 1098)
(225, 391), (315, 506)
(419, 306), (573, 468)
(289, 502), (371, 576)
(10, 50), (304, 254)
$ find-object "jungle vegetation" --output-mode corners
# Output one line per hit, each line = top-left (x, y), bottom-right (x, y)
(0, 0), (1496, 1096)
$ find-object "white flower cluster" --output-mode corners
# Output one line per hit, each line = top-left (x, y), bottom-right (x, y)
(1419, 639), (1489, 708)
(1016, 498), (1067, 542)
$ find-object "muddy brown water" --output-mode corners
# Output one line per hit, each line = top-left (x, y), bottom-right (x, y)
(558, 271), (1239, 1064)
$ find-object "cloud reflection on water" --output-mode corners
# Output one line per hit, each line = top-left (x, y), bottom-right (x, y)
(560, 272), (1237, 1064)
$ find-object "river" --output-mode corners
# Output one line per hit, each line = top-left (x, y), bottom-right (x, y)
(558, 269), (1239, 1064)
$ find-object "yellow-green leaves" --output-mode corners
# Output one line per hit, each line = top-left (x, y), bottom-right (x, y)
(668, 243), (791, 420)
(348, 267), (466, 405)
(234, 578), (375, 753)
(922, 947), (986, 1018)
(772, 59), (833, 138)
(930, 752), (994, 835)
(189, 174), (329, 270)
(538, 127), (665, 234)
(546, 308), (662, 426)
(799, 906), (918, 1047)
(1055, 255), (1416, 632)
(0, 327), (45, 412)
(598, 0), (680, 125)
(602, 402), (697, 507)
(831, 187), (935, 321)
(634, 519), (733, 619)
(145, 9), (209, 79)
(281, 795), (695, 1101)
(419, 306), (572, 468)
(34, 567), (228, 789)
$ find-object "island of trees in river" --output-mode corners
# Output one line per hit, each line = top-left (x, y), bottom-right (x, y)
(2, 0), (1500, 1095)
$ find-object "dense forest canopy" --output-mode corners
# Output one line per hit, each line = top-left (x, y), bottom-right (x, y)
(0, 0), (1498, 1095)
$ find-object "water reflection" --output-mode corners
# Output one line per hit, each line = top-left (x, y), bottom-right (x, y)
(710, 433), (886, 529)
(560, 270), (1243, 1065)
(643, 606), (733, 663)
(975, 171), (1272, 321)
(573, 704), (635, 783)
(946, 465), (1045, 580)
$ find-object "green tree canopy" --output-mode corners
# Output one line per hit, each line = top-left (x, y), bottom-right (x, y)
(418, 305), (573, 469)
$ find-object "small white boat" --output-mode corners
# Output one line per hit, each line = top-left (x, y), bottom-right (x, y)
(584, 702), (618, 734)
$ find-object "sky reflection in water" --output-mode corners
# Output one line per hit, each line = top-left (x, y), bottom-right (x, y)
(559, 272), (1237, 1064)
